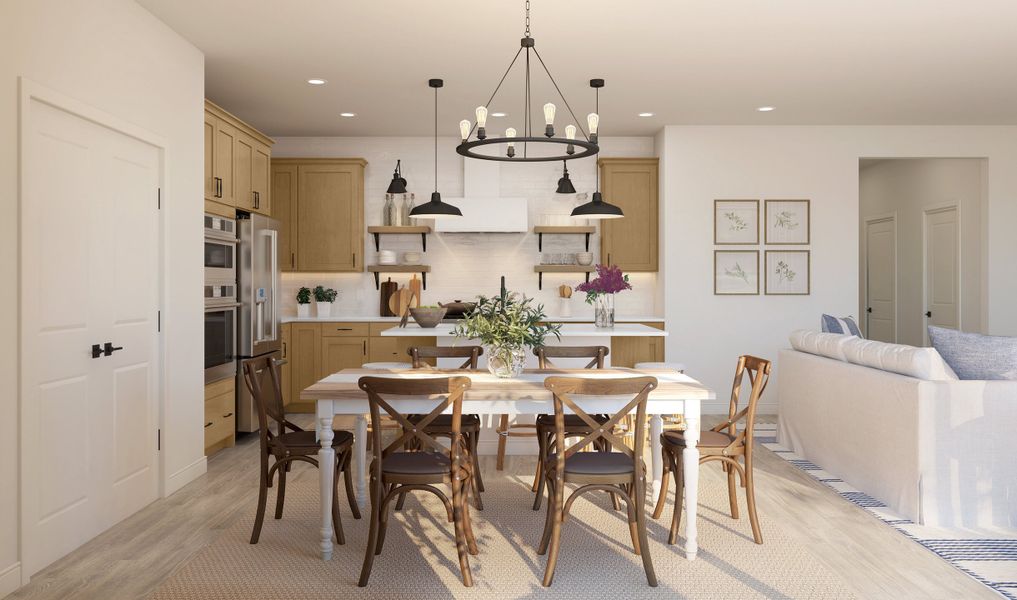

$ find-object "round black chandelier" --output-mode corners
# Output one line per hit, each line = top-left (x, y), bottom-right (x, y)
(455, 0), (603, 163)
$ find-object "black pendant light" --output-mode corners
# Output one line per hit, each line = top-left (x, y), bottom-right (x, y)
(410, 79), (463, 219)
(571, 81), (623, 219)
(386, 160), (407, 194)
(555, 161), (576, 194)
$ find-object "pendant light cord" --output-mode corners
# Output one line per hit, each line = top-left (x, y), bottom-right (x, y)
(434, 85), (438, 194)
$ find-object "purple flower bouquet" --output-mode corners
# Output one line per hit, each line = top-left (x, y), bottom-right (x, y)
(576, 264), (631, 327)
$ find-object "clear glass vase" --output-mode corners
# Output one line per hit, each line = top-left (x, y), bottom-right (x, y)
(484, 344), (526, 378)
(594, 293), (615, 328)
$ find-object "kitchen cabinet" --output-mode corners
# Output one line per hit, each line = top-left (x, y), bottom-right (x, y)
(204, 100), (274, 216)
(610, 321), (666, 367)
(599, 158), (659, 272)
(272, 158), (366, 272)
(321, 337), (369, 376)
(287, 322), (322, 413)
(204, 377), (236, 456)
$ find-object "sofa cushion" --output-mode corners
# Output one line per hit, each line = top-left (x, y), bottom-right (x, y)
(821, 314), (863, 337)
(789, 330), (852, 361)
(928, 326), (1017, 380)
(842, 338), (957, 381)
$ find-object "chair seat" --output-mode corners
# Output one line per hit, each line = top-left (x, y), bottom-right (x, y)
(409, 413), (480, 430)
(662, 429), (737, 448)
(269, 429), (354, 450)
(547, 451), (634, 475)
(382, 451), (452, 475)
(536, 414), (608, 430)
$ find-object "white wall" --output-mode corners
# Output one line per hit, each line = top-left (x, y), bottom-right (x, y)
(0, 0), (204, 593)
(859, 159), (987, 346)
(660, 126), (1017, 414)
(272, 136), (662, 319)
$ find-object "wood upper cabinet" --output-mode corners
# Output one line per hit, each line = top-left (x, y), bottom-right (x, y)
(272, 158), (366, 272)
(599, 158), (659, 271)
(272, 163), (298, 271)
(204, 100), (273, 215)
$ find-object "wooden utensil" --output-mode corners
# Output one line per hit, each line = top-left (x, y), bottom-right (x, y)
(388, 286), (413, 318)
(408, 274), (422, 308)
(379, 278), (398, 316)
(559, 284), (572, 298)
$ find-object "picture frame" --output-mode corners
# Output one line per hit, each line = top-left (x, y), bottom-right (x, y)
(764, 199), (810, 245)
(714, 199), (759, 245)
(714, 250), (760, 295)
(765, 250), (811, 295)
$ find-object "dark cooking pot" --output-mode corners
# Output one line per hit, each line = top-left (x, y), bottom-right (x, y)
(438, 300), (477, 316)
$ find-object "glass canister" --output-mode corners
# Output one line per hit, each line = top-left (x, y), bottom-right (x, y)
(401, 193), (415, 225)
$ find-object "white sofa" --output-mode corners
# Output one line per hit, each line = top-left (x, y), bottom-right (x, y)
(777, 343), (1017, 528)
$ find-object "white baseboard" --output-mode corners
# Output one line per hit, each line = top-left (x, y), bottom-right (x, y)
(164, 455), (207, 496)
(0, 562), (22, 599)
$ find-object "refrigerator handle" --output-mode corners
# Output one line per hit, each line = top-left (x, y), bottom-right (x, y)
(267, 228), (279, 342)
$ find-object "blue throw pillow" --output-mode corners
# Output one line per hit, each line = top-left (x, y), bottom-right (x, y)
(821, 314), (863, 338)
(928, 326), (1017, 380)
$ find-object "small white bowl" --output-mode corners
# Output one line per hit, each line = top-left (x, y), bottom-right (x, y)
(576, 252), (594, 266)
(402, 251), (422, 265)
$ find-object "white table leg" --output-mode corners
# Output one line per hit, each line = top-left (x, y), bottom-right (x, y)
(354, 415), (368, 508)
(683, 410), (701, 560)
(317, 416), (335, 561)
(649, 414), (664, 499)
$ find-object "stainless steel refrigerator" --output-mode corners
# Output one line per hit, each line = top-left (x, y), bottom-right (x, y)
(235, 213), (281, 432)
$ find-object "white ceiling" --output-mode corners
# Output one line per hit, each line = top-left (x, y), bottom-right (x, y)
(138, 0), (1017, 137)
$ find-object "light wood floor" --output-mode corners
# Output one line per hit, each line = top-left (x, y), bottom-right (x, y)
(9, 416), (994, 600)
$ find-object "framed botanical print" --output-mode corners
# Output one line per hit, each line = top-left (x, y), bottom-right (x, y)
(764, 199), (810, 245)
(714, 250), (759, 295)
(714, 199), (759, 245)
(765, 250), (810, 295)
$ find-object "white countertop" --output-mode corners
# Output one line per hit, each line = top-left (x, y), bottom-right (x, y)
(281, 315), (664, 324)
(380, 323), (667, 337)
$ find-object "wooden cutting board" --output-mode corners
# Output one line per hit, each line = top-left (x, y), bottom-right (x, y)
(408, 275), (422, 308)
(387, 287), (413, 317)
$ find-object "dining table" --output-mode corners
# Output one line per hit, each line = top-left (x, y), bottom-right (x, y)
(300, 367), (715, 562)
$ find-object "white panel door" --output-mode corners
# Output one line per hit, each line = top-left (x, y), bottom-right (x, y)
(924, 206), (960, 344)
(21, 98), (160, 575)
(865, 216), (896, 342)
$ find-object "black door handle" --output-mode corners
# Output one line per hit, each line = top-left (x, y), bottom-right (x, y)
(91, 344), (104, 359)
(103, 342), (124, 357)
(925, 311), (932, 318)
(866, 307), (872, 313)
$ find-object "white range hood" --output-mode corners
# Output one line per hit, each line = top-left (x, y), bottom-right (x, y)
(433, 159), (527, 232)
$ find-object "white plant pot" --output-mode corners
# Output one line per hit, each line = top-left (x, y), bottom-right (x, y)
(297, 303), (311, 318)
(316, 302), (332, 318)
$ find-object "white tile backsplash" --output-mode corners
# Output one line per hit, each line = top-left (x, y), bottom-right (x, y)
(274, 135), (660, 319)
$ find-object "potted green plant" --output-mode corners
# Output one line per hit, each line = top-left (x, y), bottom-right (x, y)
(313, 285), (338, 318)
(296, 286), (312, 318)
(451, 285), (561, 378)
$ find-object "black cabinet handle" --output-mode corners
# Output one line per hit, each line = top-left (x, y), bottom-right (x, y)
(222, 412), (233, 418)
(363, 340), (367, 355)
(282, 341), (287, 358)
(866, 307), (872, 313)
(214, 177), (222, 198)
(103, 342), (123, 357)
(91, 344), (104, 359)
(336, 327), (353, 331)
(925, 311), (932, 318)
(205, 422), (213, 428)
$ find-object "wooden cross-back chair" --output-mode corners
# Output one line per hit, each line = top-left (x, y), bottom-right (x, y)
(404, 345), (485, 510)
(357, 375), (479, 587)
(538, 376), (658, 587)
(653, 355), (771, 545)
(530, 346), (617, 511)
(242, 356), (359, 546)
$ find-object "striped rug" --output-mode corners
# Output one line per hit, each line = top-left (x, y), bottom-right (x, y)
(758, 423), (1017, 600)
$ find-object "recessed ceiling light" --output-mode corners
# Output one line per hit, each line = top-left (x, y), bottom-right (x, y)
(757, 106), (775, 112)
(307, 78), (327, 85)
(339, 112), (356, 118)
(491, 112), (507, 117)
(638, 112), (654, 117)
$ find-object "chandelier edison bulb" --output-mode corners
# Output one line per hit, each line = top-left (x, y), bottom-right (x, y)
(587, 113), (600, 143)
(505, 127), (517, 158)
(543, 103), (556, 137)
(565, 124), (577, 154)
(475, 106), (489, 139)
(459, 119), (471, 142)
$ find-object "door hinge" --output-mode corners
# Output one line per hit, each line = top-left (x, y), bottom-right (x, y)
(157, 187), (161, 209)
(157, 428), (161, 451)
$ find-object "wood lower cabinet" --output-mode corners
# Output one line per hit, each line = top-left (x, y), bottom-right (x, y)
(272, 159), (366, 272)
(599, 158), (659, 271)
(321, 337), (369, 376)
(610, 322), (666, 367)
(204, 100), (273, 216)
(287, 322), (322, 413)
(204, 377), (236, 456)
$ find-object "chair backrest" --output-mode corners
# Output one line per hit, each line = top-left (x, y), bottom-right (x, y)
(534, 345), (609, 369)
(242, 356), (295, 450)
(408, 345), (483, 370)
(543, 376), (657, 469)
(358, 376), (473, 470)
(721, 355), (772, 449)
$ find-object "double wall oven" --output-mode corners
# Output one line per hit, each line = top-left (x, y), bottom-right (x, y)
(205, 214), (239, 384)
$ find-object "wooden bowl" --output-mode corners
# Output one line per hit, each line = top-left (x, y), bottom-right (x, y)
(409, 306), (447, 328)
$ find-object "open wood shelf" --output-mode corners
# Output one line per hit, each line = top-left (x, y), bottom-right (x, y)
(367, 264), (431, 290)
(533, 225), (596, 251)
(533, 264), (595, 289)
(367, 225), (432, 252)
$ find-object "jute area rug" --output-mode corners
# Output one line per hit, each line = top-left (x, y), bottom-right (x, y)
(149, 464), (854, 599)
